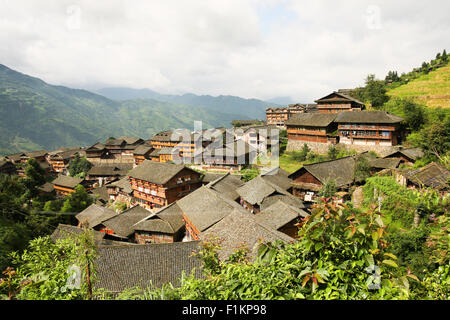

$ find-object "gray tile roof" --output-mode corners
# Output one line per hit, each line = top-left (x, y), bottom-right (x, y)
(95, 241), (202, 292)
(127, 160), (194, 185)
(133, 203), (185, 234)
(315, 91), (365, 105)
(260, 193), (305, 211)
(106, 177), (133, 194)
(102, 205), (152, 238)
(200, 209), (294, 261)
(286, 112), (337, 127)
(133, 144), (153, 155)
(255, 200), (308, 231)
(369, 157), (402, 169)
(384, 147), (424, 161)
(88, 164), (132, 176)
(50, 224), (105, 244)
(52, 175), (83, 189)
(404, 162), (449, 190)
(75, 204), (119, 228)
(205, 173), (245, 200)
(236, 176), (291, 206)
(177, 185), (245, 232)
(335, 111), (404, 124)
(290, 156), (356, 188)
(260, 167), (292, 191)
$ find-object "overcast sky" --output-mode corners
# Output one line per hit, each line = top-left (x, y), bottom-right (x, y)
(1, 0), (449, 102)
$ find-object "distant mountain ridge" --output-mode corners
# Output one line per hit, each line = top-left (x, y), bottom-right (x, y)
(0, 65), (244, 155)
(96, 87), (279, 119)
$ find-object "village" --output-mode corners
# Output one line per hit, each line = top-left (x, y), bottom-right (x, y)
(0, 89), (448, 295)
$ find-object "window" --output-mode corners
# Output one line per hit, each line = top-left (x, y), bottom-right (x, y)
(382, 131), (390, 137)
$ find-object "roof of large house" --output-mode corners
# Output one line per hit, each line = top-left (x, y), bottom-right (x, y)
(260, 167), (292, 191)
(52, 175), (83, 189)
(335, 111), (404, 124)
(403, 162), (449, 190)
(50, 224), (106, 244)
(177, 185), (245, 233)
(102, 205), (153, 238)
(289, 156), (356, 188)
(48, 148), (83, 160)
(5, 153), (25, 162)
(201, 173), (227, 184)
(127, 160), (198, 185)
(369, 157), (402, 170)
(87, 164), (133, 176)
(38, 182), (55, 193)
(118, 136), (144, 145)
(255, 200), (308, 231)
(205, 173), (245, 200)
(106, 177), (133, 194)
(259, 192), (305, 211)
(95, 241), (202, 293)
(315, 91), (365, 106)
(132, 202), (185, 234)
(86, 142), (106, 151)
(133, 144), (153, 155)
(75, 204), (119, 228)
(384, 147), (424, 161)
(104, 138), (126, 146)
(23, 150), (48, 158)
(89, 185), (110, 205)
(286, 112), (338, 127)
(236, 176), (298, 207)
(200, 209), (294, 261)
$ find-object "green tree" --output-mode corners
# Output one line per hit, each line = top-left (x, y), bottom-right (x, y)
(61, 185), (93, 214)
(21, 158), (46, 199)
(327, 145), (339, 160)
(354, 155), (371, 183)
(317, 179), (337, 198)
(1, 230), (98, 300)
(363, 74), (389, 109)
(68, 155), (92, 178)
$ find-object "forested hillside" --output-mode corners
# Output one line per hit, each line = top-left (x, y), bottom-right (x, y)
(0, 65), (238, 155)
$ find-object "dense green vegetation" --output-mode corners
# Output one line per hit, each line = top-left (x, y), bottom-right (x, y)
(0, 159), (93, 272)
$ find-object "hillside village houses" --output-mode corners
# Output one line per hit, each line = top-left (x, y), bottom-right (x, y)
(2, 87), (447, 294)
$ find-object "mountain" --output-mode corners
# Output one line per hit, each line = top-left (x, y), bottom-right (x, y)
(96, 87), (277, 119)
(387, 64), (450, 108)
(0, 65), (240, 155)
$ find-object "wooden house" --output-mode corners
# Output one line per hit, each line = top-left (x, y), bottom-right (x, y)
(52, 175), (90, 196)
(47, 149), (83, 173)
(235, 175), (304, 214)
(86, 163), (133, 186)
(132, 144), (154, 166)
(254, 200), (308, 239)
(201, 140), (257, 171)
(132, 202), (185, 244)
(106, 177), (134, 207)
(286, 113), (338, 144)
(383, 147), (424, 165)
(315, 91), (365, 113)
(0, 159), (17, 175)
(288, 156), (356, 202)
(100, 205), (151, 241)
(335, 111), (404, 146)
(127, 160), (203, 210)
(399, 162), (449, 194)
(199, 209), (295, 261)
(265, 104), (308, 127)
(85, 142), (109, 159)
(75, 204), (119, 229)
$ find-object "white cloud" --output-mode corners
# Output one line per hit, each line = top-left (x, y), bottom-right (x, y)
(0, 0), (449, 102)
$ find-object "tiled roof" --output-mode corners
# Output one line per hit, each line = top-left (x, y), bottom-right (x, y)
(286, 112), (337, 127)
(255, 200), (308, 231)
(127, 160), (195, 185)
(335, 111), (403, 124)
(404, 162), (449, 190)
(95, 241), (203, 292)
(205, 173), (245, 200)
(52, 175), (83, 189)
(102, 205), (152, 238)
(200, 209), (294, 261)
(75, 204), (119, 228)
(133, 203), (185, 234)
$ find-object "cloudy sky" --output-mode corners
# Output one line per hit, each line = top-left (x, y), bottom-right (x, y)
(1, 0), (449, 102)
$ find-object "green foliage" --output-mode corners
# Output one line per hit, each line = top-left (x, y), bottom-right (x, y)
(327, 145), (339, 160)
(383, 98), (427, 132)
(61, 185), (93, 214)
(318, 179), (337, 198)
(1, 230), (98, 300)
(354, 155), (371, 183)
(361, 74), (389, 109)
(240, 167), (260, 182)
(68, 155), (92, 178)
